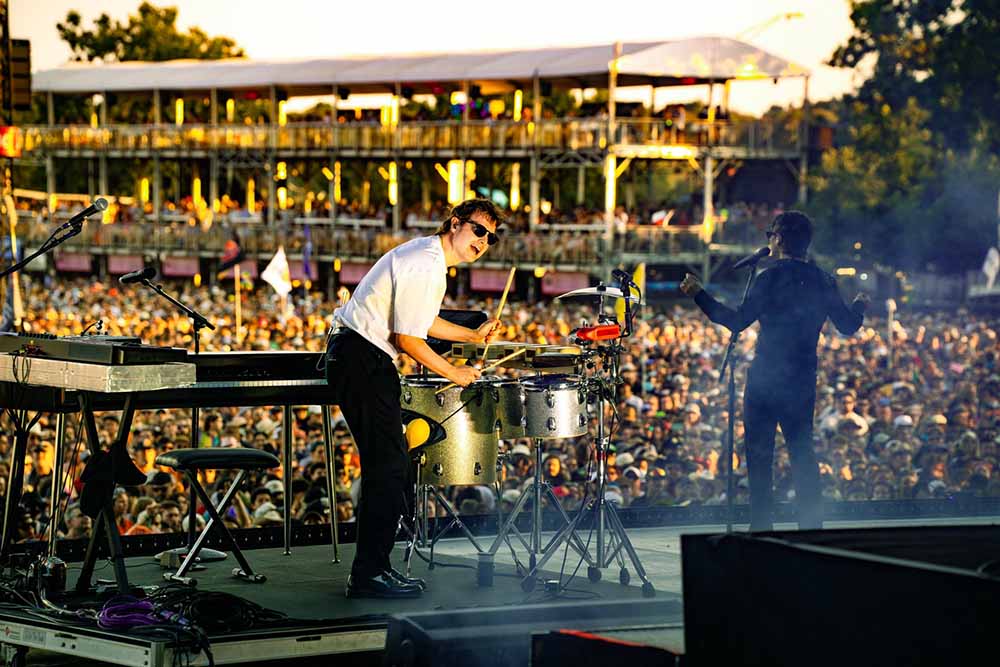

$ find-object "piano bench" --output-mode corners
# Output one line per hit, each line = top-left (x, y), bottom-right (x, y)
(155, 448), (279, 586)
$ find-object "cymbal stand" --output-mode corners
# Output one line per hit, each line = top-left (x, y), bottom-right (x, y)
(520, 286), (655, 597)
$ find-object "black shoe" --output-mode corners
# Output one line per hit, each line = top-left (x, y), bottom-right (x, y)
(387, 567), (427, 591)
(346, 572), (422, 599)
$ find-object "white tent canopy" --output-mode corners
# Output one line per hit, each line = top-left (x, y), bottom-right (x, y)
(33, 37), (808, 96)
(614, 36), (808, 81)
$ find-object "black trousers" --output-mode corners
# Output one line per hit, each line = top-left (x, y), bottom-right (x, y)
(326, 329), (409, 578)
(743, 376), (822, 531)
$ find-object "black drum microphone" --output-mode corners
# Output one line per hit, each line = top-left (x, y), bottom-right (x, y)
(119, 266), (157, 285)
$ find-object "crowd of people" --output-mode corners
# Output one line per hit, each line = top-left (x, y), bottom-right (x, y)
(13, 196), (781, 273)
(3, 264), (997, 544)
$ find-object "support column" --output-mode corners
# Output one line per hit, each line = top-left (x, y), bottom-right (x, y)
(331, 85), (340, 151)
(529, 155), (540, 231)
(45, 156), (54, 212)
(44, 69), (55, 202)
(604, 43), (621, 235)
(703, 154), (714, 243)
(98, 90), (108, 197)
(267, 155), (276, 226)
(529, 74), (542, 231)
(798, 76), (811, 204)
(153, 156), (162, 225)
(461, 80), (470, 197)
(153, 90), (161, 125)
(576, 166), (585, 205)
(210, 88), (218, 125)
(392, 82), (402, 234)
(209, 156), (219, 214)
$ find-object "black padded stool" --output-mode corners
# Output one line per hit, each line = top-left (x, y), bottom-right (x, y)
(155, 447), (279, 585)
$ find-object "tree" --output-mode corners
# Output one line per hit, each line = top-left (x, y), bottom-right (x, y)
(56, 2), (244, 63)
(808, 97), (940, 269)
(808, 0), (1000, 274)
(830, 0), (1000, 152)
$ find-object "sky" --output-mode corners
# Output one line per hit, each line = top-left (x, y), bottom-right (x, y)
(10, 0), (866, 116)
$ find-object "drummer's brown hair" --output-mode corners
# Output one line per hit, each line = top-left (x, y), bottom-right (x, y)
(435, 197), (505, 236)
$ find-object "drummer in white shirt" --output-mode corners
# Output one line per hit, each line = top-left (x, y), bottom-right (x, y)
(326, 198), (504, 599)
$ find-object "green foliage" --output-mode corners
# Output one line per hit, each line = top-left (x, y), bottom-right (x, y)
(830, 0), (1000, 152)
(56, 2), (245, 63)
(810, 0), (1000, 273)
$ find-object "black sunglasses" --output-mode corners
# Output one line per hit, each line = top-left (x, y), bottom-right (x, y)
(460, 218), (500, 246)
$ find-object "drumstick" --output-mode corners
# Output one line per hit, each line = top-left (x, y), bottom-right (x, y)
(482, 266), (516, 361)
(435, 348), (526, 394)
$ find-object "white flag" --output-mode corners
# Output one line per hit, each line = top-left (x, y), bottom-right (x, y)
(262, 246), (293, 297)
(983, 247), (1000, 290)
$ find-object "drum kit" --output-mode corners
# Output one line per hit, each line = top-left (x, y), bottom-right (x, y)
(400, 278), (655, 598)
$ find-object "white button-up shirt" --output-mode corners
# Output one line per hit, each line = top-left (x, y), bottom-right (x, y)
(332, 235), (447, 360)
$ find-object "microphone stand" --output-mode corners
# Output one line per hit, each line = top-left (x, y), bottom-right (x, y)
(0, 219), (87, 281)
(0, 211), (99, 564)
(718, 261), (761, 534)
(136, 277), (214, 353)
(134, 277), (224, 564)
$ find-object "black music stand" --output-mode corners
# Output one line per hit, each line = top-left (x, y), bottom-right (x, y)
(75, 393), (148, 594)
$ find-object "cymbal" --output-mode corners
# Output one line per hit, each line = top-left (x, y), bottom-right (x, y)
(555, 285), (639, 302)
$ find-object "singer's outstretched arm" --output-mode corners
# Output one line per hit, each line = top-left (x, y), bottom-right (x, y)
(825, 275), (865, 335)
(692, 273), (767, 333)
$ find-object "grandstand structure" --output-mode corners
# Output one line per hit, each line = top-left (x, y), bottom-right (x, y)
(15, 37), (809, 289)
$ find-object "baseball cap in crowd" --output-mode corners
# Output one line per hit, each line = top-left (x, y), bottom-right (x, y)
(264, 479), (285, 496)
(501, 489), (520, 504)
(256, 417), (277, 435)
(509, 444), (531, 458)
(893, 415), (914, 427)
(604, 486), (625, 505)
(616, 452), (635, 467)
(871, 433), (892, 446)
(930, 414), (948, 425)
(252, 502), (282, 526)
(685, 403), (701, 415)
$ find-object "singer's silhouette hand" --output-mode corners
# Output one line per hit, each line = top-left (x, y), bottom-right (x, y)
(679, 273), (703, 297)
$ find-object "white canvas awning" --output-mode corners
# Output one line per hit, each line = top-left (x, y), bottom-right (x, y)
(32, 37), (808, 96)
(615, 36), (808, 81)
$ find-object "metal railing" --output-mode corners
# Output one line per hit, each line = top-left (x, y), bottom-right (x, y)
(17, 117), (799, 155)
(15, 213), (715, 267)
(613, 118), (800, 152)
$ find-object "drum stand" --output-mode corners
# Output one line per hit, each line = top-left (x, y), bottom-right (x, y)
(519, 359), (656, 598)
(479, 439), (594, 581)
(400, 450), (488, 575)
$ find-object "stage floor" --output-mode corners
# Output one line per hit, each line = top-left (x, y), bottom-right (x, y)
(21, 515), (1000, 666)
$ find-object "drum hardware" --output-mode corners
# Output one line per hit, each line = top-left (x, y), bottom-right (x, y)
(520, 273), (656, 598)
(399, 375), (502, 575)
(479, 437), (594, 579)
(401, 449), (489, 578)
